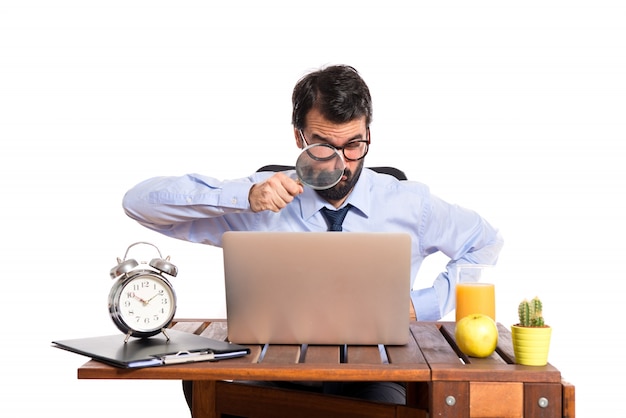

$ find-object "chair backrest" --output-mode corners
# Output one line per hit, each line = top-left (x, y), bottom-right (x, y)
(257, 165), (408, 181)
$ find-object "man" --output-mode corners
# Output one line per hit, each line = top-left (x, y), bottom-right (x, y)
(123, 65), (504, 407)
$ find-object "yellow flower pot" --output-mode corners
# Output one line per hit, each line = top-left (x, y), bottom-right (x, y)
(511, 324), (552, 366)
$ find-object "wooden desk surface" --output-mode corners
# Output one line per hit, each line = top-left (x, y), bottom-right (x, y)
(78, 320), (560, 384)
(78, 319), (575, 418)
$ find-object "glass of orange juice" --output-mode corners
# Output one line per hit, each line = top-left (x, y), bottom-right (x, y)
(455, 265), (496, 322)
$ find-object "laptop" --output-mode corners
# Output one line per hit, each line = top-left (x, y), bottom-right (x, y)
(222, 231), (412, 345)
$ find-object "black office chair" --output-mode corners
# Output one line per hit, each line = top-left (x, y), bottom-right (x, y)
(257, 164), (408, 181)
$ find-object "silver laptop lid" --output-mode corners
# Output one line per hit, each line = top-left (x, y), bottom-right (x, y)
(222, 231), (411, 345)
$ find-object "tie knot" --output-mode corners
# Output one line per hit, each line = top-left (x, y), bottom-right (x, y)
(320, 205), (351, 232)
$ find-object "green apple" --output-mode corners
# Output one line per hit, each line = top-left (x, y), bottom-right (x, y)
(455, 313), (498, 358)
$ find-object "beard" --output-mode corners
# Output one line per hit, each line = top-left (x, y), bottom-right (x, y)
(315, 160), (364, 201)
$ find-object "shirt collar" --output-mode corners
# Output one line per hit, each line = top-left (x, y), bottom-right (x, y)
(300, 168), (372, 220)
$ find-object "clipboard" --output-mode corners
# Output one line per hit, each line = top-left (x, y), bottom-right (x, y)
(52, 329), (250, 368)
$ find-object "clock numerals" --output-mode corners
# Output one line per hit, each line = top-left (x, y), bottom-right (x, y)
(135, 315), (160, 324)
(111, 272), (176, 337)
(131, 281), (152, 291)
(122, 278), (173, 328)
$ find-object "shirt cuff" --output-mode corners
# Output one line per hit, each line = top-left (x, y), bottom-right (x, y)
(411, 287), (441, 321)
(218, 181), (254, 209)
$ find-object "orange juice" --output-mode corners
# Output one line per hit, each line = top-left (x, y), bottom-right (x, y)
(455, 283), (495, 322)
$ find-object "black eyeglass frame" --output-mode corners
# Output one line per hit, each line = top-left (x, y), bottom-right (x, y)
(298, 128), (371, 162)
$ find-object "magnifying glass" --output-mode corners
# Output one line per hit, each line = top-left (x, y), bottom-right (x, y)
(295, 143), (346, 190)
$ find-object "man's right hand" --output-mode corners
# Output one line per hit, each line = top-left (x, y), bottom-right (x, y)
(249, 172), (304, 213)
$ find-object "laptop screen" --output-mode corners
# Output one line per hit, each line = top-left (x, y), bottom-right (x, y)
(222, 231), (411, 345)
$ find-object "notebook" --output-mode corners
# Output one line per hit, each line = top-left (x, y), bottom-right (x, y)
(52, 329), (250, 368)
(222, 231), (412, 345)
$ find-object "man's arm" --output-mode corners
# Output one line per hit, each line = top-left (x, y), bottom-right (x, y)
(411, 195), (504, 321)
(122, 172), (302, 243)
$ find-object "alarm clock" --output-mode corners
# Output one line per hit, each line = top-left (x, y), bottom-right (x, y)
(108, 242), (178, 342)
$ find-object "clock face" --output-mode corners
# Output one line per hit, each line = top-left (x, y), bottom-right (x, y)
(110, 272), (176, 336)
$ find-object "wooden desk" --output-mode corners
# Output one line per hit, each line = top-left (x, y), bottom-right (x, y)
(78, 320), (575, 418)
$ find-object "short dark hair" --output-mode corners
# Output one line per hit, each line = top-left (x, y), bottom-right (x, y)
(291, 65), (373, 130)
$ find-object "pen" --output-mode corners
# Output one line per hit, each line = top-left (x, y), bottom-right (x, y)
(161, 350), (216, 365)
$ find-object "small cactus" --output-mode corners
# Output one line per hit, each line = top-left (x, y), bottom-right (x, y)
(518, 297), (545, 327)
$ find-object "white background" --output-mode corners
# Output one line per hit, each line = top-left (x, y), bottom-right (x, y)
(1, 1), (624, 417)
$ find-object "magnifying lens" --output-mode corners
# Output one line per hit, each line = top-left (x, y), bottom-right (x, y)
(295, 143), (346, 190)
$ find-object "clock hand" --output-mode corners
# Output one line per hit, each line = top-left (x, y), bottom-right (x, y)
(144, 292), (161, 304)
(133, 294), (148, 305)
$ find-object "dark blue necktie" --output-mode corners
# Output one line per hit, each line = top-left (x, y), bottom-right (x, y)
(320, 205), (351, 232)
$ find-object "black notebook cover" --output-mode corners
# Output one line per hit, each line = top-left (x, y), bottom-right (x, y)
(52, 329), (250, 368)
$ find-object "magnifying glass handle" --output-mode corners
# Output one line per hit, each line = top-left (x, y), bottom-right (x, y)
(287, 172), (302, 185)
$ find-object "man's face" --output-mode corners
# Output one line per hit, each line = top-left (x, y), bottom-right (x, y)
(295, 108), (368, 204)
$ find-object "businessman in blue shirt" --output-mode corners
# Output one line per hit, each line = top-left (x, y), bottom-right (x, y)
(123, 64), (503, 408)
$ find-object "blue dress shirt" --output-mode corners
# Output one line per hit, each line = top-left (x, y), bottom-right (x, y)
(123, 168), (503, 321)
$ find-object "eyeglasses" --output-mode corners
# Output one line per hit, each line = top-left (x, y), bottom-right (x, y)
(299, 129), (370, 161)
